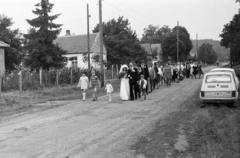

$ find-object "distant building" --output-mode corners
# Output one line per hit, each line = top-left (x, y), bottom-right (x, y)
(54, 31), (107, 69)
(140, 43), (163, 63)
(140, 43), (152, 62)
(151, 44), (163, 62)
(0, 41), (10, 75)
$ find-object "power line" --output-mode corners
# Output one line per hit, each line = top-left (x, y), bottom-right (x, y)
(104, 1), (150, 26)
(114, 0), (157, 25)
(102, 5), (147, 28)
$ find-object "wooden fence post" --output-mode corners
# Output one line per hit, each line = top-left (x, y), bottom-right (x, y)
(19, 70), (22, 92)
(39, 68), (42, 86)
(111, 65), (113, 79)
(56, 70), (59, 87)
(70, 68), (73, 86)
(116, 64), (119, 75)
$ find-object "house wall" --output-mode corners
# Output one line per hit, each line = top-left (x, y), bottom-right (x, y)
(65, 53), (107, 69)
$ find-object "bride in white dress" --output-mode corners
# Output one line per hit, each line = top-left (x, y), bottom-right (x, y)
(119, 65), (130, 100)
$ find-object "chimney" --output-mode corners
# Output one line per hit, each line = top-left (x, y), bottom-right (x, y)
(66, 30), (70, 36)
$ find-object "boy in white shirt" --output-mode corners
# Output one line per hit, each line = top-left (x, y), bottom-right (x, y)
(105, 81), (113, 102)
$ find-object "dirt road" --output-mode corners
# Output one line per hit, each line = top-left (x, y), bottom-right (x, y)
(0, 66), (215, 158)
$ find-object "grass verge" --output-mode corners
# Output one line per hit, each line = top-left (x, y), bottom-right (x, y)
(0, 79), (120, 117)
(132, 90), (240, 158)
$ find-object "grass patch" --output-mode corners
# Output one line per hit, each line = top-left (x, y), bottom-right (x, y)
(191, 105), (240, 158)
(132, 88), (240, 158)
(0, 79), (120, 117)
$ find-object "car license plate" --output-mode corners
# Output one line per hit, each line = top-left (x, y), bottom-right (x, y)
(212, 92), (223, 96)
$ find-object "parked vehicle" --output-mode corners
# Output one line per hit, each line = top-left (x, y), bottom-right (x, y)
(200, 72), (239, 106)
(210, 68), (239, 92)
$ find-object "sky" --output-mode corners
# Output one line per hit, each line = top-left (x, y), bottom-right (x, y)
(0, 0), (239, 40)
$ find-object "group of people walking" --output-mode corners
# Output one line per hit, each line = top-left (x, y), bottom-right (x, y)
(77, 60), (204, 102)
(119, 60), (204, 101)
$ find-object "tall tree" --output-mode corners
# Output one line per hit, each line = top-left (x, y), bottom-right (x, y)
(220, 14), (240, 64)
(0, 15), (23, 72)
(198, 43), (218, 64)
(162, 26), (193, 62)
(92, 16), (147, 66)
(24, 0), (66, 70)
(141, 25), (171, 44)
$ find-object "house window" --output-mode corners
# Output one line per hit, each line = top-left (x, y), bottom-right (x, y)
(69, 56), (78, 68)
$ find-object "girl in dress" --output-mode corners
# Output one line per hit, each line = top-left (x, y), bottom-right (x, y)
(77, 72), (89, 101)
(105, 81), (113, 102)
(119, 65), (130, 100)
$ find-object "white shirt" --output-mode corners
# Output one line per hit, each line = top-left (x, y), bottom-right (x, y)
(139, 79), (147, 89)
(105, 84), (113, 93)
(158, 67), (163, 76)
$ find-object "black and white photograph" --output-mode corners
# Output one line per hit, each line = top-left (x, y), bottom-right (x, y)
(0, 0), (240, 157)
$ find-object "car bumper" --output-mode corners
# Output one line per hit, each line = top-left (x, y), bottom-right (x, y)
(200, 94), (238, 103)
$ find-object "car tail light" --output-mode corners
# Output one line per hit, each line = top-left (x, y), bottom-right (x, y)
(232, 91), (236, 97)
(201, 91), (205, 97)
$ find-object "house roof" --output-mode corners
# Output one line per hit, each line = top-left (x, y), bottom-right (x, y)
(0, 41), (10, 48)
(151, 44), (162, 55)
(54, 33), (106, 54)
(140, 43), (152, 55)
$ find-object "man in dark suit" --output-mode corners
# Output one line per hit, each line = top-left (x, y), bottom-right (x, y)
(128, 62), (139, 100)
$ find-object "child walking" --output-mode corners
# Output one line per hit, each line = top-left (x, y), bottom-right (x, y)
(77, 72), (89, 101)
(90, 70), (101, 101)
(139, 74), (147, 101)
(105, 81), (113, 102)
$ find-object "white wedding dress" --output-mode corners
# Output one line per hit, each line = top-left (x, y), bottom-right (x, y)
(119, 65), (130, 100)
(120, 73), (130, 100)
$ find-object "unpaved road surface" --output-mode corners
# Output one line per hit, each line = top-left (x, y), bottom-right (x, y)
(0, 66), (215, 158)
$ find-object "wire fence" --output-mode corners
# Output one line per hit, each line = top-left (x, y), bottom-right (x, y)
(1, 65), (120, 92)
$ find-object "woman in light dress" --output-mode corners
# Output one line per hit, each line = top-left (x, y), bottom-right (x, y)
(119, 65), (130, 100)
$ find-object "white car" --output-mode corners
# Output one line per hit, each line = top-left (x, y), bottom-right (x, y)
(200, 72), (239, 106)
(210, 68), (239, 92)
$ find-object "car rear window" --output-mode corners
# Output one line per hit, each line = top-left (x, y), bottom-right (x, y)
(205, 74), (231, 83)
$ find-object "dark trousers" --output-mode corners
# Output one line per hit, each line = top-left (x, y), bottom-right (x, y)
(129, 82), (134, 100)
(167, 78), (171, 86)
(134, 84), (140, 99)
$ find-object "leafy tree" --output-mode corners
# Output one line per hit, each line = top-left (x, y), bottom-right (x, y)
(92, 16), (147, 66)
(220, 13), (240, 64)
(198, 43), (218, 64)
(162, 26), (193, 62)
(24, 0), (66, 71)
(141, 25), (171, 44)
(0, 15), (23, 72)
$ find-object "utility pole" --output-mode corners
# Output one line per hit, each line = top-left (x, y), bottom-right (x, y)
(87, 4), (91, 77)
(196, 34), (198, 61)
(99, 0), (104, 87)
(177, 21), (179, 63)
(205, 43), (207, 65)
(230, 21), (233, 68)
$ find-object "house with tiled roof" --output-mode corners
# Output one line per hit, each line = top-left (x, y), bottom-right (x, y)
(151, 44), (163, 62)
(140, 43), (163, 63)
(140, 43), (152, 62)
(54, 31), (107, 68)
